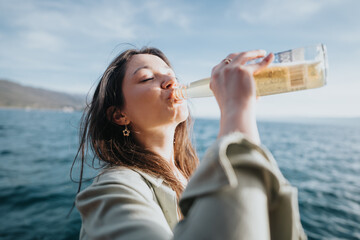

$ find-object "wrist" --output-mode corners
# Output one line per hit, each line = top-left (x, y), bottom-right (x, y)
(218, 103), (260, 144)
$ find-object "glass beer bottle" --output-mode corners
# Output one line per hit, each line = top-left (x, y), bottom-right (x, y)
(174, 44), (328, 99)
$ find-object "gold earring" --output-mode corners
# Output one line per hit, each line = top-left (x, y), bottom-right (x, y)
(123, 125), (130, 136)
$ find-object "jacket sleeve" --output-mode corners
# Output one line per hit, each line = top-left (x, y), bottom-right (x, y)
(76, 132), (307, 240)
(76, 171), (173, 240)
(174, 132), (307, 240)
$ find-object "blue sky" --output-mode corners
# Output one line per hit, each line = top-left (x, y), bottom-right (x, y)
(1, 0), (359, 118)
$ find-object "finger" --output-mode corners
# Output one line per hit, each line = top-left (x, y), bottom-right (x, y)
(220, 53), (238, 65)
(213, 53), (237, 70)
(224, 53), (238, 61)
(232, 50), (267, 65)
(248, 53), (274, 74)
(212, 53), (238, 76)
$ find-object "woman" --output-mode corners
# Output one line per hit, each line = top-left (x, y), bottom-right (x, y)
(74, 47), (307, 239)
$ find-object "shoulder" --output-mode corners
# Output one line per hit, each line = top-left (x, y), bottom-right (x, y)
(75, 167), (174, 239)
(77, 166), (155, 203)
(95, 167), (147, 185)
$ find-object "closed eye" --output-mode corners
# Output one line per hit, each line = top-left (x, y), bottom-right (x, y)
(140, 77), (154, 82)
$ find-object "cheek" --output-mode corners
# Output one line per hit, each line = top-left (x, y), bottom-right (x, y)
(124, 83), (157, 106)
(123, 88), (161, 119)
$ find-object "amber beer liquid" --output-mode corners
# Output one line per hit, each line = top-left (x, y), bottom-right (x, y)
(254, 60), (325, 96)
(175, 44), (328, 99)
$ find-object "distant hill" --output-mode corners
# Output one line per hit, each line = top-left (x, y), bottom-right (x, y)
(0, 79), (86, 110)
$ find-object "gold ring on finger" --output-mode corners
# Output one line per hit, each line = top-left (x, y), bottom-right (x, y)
(223, 58), (232, 64)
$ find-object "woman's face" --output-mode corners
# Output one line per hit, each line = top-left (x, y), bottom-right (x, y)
(121, 54), (189, 132)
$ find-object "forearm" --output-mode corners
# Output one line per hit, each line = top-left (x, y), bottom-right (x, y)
(218, 100), (260, 145)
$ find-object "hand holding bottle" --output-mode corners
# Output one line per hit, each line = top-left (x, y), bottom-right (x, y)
(210, 50), (274, 144)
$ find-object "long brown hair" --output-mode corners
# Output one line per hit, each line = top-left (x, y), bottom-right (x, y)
(71, 47), (199, 204)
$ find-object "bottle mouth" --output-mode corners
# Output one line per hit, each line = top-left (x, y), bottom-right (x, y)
(172, 86), (186, 100)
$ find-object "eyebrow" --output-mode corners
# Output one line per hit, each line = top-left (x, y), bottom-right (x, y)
(132, 65), (171, 76)
(133, 66), (150, 76)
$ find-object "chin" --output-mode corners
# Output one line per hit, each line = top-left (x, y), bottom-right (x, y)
(174, 104), (189, 124)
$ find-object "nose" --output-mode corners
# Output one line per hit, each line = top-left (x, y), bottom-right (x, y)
(161, 76), (178, 89)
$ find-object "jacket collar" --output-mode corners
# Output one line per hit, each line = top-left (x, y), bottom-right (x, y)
(134, 170), (164, 188)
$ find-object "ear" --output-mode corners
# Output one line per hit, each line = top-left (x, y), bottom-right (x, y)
(106, 106), (130, 126)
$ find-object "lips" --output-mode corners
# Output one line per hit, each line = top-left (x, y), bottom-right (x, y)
(168, 89), (185, 104)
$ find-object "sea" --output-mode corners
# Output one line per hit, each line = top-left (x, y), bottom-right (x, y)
(0, 109), (359, 240)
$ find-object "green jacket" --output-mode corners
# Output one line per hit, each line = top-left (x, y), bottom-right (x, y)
(76, 132), (307, 239)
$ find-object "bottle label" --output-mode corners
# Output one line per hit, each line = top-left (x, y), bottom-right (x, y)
(254, 61), (323, 96)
